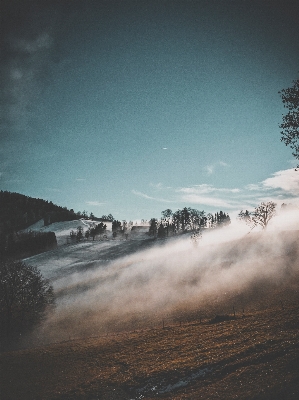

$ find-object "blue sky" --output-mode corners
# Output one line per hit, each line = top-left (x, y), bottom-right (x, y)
(1, 0), (299, 221)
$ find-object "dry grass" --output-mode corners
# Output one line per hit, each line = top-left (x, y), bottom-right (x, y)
(1, 281), (299, 400)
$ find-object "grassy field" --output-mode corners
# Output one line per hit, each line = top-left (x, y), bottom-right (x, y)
(1, 280), (299, 400)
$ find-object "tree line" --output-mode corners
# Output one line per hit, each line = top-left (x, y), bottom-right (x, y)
(149, 207), (231, 238)
(69, 219), (135, 242)
(0, 231), (57, 259)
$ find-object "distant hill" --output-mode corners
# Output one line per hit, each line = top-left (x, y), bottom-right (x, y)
(0, 191), (80, 234)
(0, 191), (84, 259)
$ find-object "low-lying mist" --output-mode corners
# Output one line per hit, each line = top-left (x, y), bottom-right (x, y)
(34, 210), (299, 345)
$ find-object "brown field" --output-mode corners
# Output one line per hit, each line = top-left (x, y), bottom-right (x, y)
(1, 280), (299, 400)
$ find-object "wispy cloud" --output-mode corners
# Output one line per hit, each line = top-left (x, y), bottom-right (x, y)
(149, 182), (163, 189)
(242, 169), (299, 205)
(245, 184), (263, 191)
(219, 161), (229, 167)
(262, 169), (299, 196)
(149, 182), (172, 190)
(131, 169), (299, 214)
(205, 165), (214, 175)
(86, 201), (106, 207)
(179, 184), (240, 195)
(132, 190), (173, 203)
(204, 161), (229, 175)
(177, 185), (242, 209)
(179, 194), (234, 209)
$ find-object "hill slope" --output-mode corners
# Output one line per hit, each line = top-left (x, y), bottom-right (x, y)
(20, 227), (299, 345)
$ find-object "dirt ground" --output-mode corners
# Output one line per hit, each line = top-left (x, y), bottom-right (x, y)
(1, 282), (299, 400)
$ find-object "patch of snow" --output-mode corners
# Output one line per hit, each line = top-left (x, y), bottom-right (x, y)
(22, 219), (111, 246)
(134, 367), (211, 398)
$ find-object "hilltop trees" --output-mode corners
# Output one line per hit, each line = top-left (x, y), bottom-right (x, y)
(238, 201), (276, 230)
(70, 222), (107, 242)
(149, 207), (230, 237)
(279, 78), (299, 164)
(171, 207), (206, 233)
(101, 214), (114, 222)
(1, 231), (57, 259)
(0, 260), (54, 347)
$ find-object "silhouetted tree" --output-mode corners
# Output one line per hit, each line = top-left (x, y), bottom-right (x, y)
(161, 209), (172, 236)
(238, 210), (251, 223)
(215, 211), (231, 227)
(206, 213), (215, 228)
(279, 78), (299, 165)
(89, 222), (107, 240)
(112, 220), (122, 236)
(157, 222), (166, 238)
(102, 214), (114, 222)
(172, 210), (181, 233)
(238, 202), (276, 231)
(189, 208), (205, 231)
(0, 260), (54, 347)
(180, 207), (191, 231)
(76, 226), (84, 242)
(149, 218), (158, 237)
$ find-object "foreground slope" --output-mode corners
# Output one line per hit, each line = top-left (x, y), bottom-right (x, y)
(1, 281), (299, 399)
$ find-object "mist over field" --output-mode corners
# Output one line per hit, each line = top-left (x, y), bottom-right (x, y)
(25, 209), (299, 345)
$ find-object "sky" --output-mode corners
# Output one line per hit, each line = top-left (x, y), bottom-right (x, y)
(1, 0), (299, 221)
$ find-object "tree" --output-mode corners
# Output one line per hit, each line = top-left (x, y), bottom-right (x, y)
(89, 222), (107, 240)
(157, 222), (166, 238)
(189, 208), (205, 231)
(172, 210), (181, 233)
(0, 260), (54, 346)
(215, 211), (231, 227)
(76, 226), (84, 242)
(279, 78), (299, 164)
(238, 202), (276, 231)
(181, 207), (191, 231)
(102, 214), (114, 222)
(112, 220), (122, 236)
(81, 210), (88, 219)
(238, 210), (251, 224)
(161, 209), (172, 236)
(206, 213), (215, 228)
(149, 218), (158, 237)
(107, 214), (114, 222)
